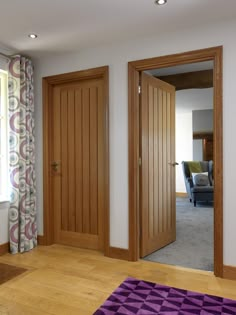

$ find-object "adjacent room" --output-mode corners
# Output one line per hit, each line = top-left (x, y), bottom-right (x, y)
(1, 1), (236, 314)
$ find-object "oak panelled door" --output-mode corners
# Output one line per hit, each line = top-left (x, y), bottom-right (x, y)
(140, 72), (176, 257)
(51, 77), (106, 251)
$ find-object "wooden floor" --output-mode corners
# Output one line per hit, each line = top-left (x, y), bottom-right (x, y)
(0, 245), (236, 315)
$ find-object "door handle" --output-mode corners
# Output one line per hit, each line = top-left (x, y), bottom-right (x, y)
(168, 162), (179, 166)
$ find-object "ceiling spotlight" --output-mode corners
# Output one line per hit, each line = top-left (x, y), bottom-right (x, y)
(155, 0), (167, 5)
(28, 34), (38, 39)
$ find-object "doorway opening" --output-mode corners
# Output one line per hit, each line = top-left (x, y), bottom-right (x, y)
(142, 61), (214, 271)
(128, 46), (223, 277)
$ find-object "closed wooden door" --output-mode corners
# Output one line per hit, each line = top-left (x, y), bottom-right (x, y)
(51, 78), (107, 251)
(140, 72), (176, 257)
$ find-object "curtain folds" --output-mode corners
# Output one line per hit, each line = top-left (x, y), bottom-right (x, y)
(8, 56), (37, 254)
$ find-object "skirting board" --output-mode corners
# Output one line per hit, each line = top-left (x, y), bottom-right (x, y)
(1, 238), (47, 254)
(176, 192), (188, 197)
(223, 265), (236, 281)
(37, 236), (130, 261)
(0, 242), (9, 255)
(108, 247), (130, 261)
(37, 235), (47, 245)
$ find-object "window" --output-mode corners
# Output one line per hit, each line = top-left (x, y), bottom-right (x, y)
(0, 70), (9, 201)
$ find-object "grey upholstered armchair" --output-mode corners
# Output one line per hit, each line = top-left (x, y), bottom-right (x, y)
(182, 160), (214, 207)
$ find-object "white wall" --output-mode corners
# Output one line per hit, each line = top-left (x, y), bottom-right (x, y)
(193, 140), (203, 161)
(175, 112), (193, 193)
(175, 88), (213, 114)
(0, 203), (9, 244)
(34, 19), (236, 264)
(0, 55), (10, 245)
(193, 109), (213, 132)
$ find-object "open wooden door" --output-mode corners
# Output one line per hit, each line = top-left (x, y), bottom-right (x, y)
(140, 72), (176, 257)
(51, 77), (107, 251)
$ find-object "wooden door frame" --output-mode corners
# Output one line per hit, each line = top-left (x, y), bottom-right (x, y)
(128, 46), (223, 277)
(42, 66), (110, 256)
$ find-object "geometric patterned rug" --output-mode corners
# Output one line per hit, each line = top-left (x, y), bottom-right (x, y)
(0, 262), (27, 285)
(93, 277), (236, 315)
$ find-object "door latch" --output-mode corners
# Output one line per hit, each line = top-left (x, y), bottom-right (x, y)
(51, 161), (60, 172)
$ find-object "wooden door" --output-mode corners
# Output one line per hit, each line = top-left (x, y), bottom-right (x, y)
(51, 78), (106, 251)
(140, 72), (176, 257)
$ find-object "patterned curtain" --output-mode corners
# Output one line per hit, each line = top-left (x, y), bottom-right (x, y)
(8, 56), (37, 254)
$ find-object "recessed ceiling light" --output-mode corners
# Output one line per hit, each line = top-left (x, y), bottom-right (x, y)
(155, 0), (167, 5)
(28, 34), (38, 39)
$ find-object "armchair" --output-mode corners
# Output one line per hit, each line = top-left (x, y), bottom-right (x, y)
(182, 160), (214, 207)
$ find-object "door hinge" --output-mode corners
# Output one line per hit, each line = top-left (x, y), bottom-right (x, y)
(138, 157), (142, 166)
(138, 85), (141, 94)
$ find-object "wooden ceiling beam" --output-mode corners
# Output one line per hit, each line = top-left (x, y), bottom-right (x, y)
(155, 69), (213, 90)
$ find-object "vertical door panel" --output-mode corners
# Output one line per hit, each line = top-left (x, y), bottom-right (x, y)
(140, 72), (176, 257)
(153, 87), (159, 237)
(75, 89), (83, 233)
(67, 90), (76, 232)
(61, 90), (69, 232)
(90, 87), (98, 235)
(148, 85), (154, 239)
(82, 88), (90, 234)
(97, 85), (105, 250)
(52, 87), (62, 243)
(158, 90), (163, 234)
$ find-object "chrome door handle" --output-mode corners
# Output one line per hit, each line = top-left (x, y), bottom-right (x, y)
(168, 162), (179, 166)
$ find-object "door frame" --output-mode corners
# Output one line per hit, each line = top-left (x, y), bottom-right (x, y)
(42, 66), (110, 256)
(128, 46), (223, 277)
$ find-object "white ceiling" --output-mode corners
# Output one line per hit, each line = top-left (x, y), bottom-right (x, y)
(1, 0), (236, 58)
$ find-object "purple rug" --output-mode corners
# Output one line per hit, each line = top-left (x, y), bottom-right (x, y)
(93, 277), (236, 315)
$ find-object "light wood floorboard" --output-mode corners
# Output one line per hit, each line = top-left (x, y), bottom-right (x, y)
(0, 245), (236, 314)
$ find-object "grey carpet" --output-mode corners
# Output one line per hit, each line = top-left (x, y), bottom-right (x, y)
(143, 197), (213, 271)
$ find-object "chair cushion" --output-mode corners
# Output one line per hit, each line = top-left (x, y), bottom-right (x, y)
(192, 172), (210, 186)
(191, 186), (214, 193)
